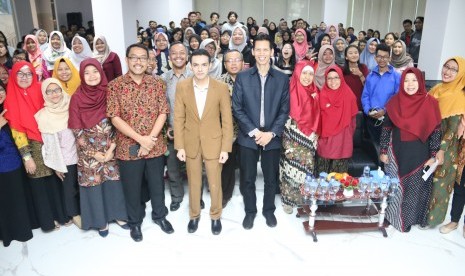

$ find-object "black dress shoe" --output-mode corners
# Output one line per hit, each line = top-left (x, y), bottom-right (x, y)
(130, 226), (143, 242)
(264, 213), (277, 228)
(211, 219), (222, 235)
(154, 218), (174, 234)
(242, 214), (256, 230)
(200, 199), (205, 209)
(170, 201), (181, 211)
(188, 218), (200, 233)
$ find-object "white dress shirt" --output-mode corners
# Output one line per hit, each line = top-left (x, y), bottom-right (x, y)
(193, 78), (209, 119)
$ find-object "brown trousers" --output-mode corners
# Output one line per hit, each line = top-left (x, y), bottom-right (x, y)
(186, 147), (223, 220)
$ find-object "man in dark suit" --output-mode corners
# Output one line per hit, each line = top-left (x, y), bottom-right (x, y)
(232, 34), (290, 230)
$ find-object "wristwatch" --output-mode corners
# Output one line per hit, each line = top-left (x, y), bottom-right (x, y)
(23, 153), (32, 162)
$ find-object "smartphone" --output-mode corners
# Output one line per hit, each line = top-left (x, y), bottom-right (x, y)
(129, 144), (140, 157)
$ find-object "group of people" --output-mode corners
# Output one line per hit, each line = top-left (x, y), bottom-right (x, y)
(1, 11), (464, 247)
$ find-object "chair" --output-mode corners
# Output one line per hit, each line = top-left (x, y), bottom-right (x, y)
(348, 111), (380, 176)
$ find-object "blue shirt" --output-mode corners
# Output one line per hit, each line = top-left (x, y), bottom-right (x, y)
(0, 128), (22, 173)
(361, 65), (400, 115)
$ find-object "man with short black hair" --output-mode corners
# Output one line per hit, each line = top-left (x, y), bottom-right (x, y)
(161, 42), (192, 212)
(409, 16), (424, 65)
(361, 43), (400, 145)
(233, 34), (289, 230)
(400, 19), (414, 47)
(174, 49), (233, 235)
(107, 44), (174, 242)
(218, 49), (244, 208)
(221, 11), (242, 33)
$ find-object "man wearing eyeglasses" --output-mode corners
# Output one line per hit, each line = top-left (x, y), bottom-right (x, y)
(217, 49), (244, 208)
(107, 44), (174, 242)
(361, 43), (401, 146)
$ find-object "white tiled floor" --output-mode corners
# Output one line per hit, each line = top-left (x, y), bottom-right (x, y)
(1, 166), (463, 276)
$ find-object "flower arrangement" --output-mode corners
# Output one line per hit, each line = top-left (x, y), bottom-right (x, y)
(340, 176), (359, 191)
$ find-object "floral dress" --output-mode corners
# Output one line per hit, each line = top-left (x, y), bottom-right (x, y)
(73, 118), (120, 187)
(279, 118), (318, 207)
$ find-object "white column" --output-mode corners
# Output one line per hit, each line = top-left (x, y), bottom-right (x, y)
(91, 0), (193, 73)
(419, 0), (465, 80)
(322, 0), (349, 26)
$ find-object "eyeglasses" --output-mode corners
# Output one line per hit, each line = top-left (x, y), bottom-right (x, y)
(327, 76), (340, 81)
(225, 58), (242, 63)
(17, 72), (33, 79)
(45, 87), (62, 95)
(376, 55), (390, 61)
(442, 64), (458, 74)
(155, 40), (167, 43)
(128, 56), (148, 62)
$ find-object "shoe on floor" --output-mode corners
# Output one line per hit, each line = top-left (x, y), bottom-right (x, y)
(282, 205), (293, 214)
(439, 222), (458, 234)
(211, 219), (222, 235)
(188, 218), (200, 233)
(130, 226), (143, 242)
(170, 201), (181, 211)
(242, 214), (256, 230)
(154, 218), (174, 234)
(115, 220), (130, 230)
(98, 225), (109, 238)
(263, 213), (277, 228)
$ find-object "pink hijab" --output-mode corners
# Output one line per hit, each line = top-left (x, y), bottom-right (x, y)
(293, 29), (309, 62)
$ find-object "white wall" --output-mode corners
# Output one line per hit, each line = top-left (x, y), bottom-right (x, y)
(419, 0), (465, 80)
(323, 0), (348, 27)
(55, 0), (93, 28)
(136, 0), (192, 28)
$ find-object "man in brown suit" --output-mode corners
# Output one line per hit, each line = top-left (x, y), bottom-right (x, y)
(174, 49), (233, 235)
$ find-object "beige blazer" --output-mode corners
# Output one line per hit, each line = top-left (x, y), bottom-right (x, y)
(174, 77), (233, 159)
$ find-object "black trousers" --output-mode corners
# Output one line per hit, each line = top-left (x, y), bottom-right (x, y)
(239, 145), (280, 215)
(119, 156), (167, 227)
(365, 115), (382, 146)
(451, 166), (465, 222)
(62, 165), (80, 217)
(221, 142), (238, 202)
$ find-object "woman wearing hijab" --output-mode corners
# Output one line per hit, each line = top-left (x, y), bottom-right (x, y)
(279, 61), (320, 214)
(0, 81), (35, 247)
(68, 58), (128, 237)
(316, 65), (358, 174)
(188, 34), (201, 55)
(35, 29), (48, 52)
(314, 44), (335, 89)
(183, 27), (196, 48)
(52, 57), (80, 96)
(293, 29), (310, 62)
(333, 37), (348, 67)
(199, 38), (222, 78)
(313, 33), (331, 55)
(229, 26), (254, 69)
(23, 34), (50, 81)
(427, 57), (465, 229)
(0, 64), (9, 85)
(380, 68), (442, 232)
(42, 31), (71, 73)
(360, 37), (380, 72)
(218, 30), (231, 60)
(325, 24), (340, 45)
(154, 32), (171, 75)
(390, 40), (414, 74)
(35, 78), (81, 228)
(4, 61), (68, 231)
(343, 45), (369, 110)
(93, 35), (122, 82)
(69, 36), (93, 71)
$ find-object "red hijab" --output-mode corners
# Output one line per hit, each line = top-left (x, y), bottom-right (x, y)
(386, 67), (441, 142)
(319, 65), (358, 138)
(4, 61), (44, 142)
(289, 61), (320, 136)
(68, 58), (108, 129)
